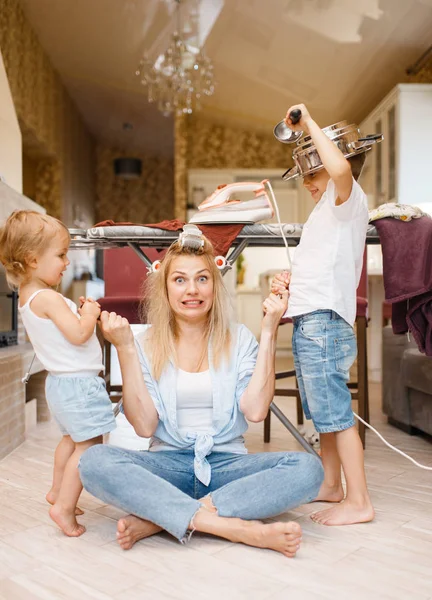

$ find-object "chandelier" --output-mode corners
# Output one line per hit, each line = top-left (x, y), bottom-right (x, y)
(135, 0), (215, 117)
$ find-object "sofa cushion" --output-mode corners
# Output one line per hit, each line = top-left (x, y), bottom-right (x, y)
(382, 326), (414, 424)
(409, 389), (432, 435)
(383, 325), (417, 349)
(401, 348), (432, 397)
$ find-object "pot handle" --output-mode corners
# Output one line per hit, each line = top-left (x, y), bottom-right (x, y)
(357, 134), (384, 143)
(352, 134), (384, 152)
(282, 166), (299, 181)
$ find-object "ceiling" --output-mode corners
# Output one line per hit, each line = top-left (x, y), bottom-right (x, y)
(20, 0), (432, 157)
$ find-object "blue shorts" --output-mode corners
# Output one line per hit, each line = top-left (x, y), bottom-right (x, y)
(292, 310), (357, 433)
(45, 374), (116, 443)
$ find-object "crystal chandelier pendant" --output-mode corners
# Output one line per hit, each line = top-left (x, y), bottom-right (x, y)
(135, 1), (216, 117)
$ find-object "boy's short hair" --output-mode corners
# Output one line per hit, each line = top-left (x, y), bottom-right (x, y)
(347, 153), (367, 181)
(0, 210), (70, 288)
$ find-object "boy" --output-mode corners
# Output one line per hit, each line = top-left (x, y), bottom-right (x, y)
(272, 104), (374, 525)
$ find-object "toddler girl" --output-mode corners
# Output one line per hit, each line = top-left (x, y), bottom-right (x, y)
(0, 210), (116, 537)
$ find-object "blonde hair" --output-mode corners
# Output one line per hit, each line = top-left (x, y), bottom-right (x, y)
(141, 236), (232, 380)
(0, 210), (70, 288)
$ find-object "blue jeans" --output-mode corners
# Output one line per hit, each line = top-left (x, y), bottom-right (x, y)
(292, 310), (357, 433)
(79, 446), (323, 541)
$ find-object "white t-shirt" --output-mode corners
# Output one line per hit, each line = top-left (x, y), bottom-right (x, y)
(18, 289), (104, 375)
(286, 177), (368, 327)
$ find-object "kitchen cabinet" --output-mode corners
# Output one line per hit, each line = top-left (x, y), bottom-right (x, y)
(360, 84), (432, 208)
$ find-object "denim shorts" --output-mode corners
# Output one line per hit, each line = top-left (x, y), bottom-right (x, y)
(45, 374), (116, 442)
(292, 310), (357, 433)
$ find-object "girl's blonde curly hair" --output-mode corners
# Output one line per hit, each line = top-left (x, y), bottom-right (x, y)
(0, 210), (70, 288)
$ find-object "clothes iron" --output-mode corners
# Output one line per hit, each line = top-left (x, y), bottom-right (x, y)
(189, 179), (293, 270)
(188, 180), (274, 225)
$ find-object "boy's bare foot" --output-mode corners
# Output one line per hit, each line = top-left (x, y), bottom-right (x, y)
(311, 500), (374, 526)
(46, 491), (84, 515)
(312, 482), (344, 503)
(117, 515), (162, 550)
(239, 521), (302, 558)
(49, 504), (86, 537)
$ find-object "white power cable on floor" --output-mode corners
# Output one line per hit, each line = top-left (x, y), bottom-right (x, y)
(266, 180), (432, 472)
(354, 412), (432, 470)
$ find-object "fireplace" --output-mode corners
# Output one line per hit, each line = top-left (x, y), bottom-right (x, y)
(0, 263), (18, 347)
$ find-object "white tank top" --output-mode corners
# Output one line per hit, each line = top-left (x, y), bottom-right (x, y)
(149, 368), (246, 454)
(177, 368), (213, 435)
(18, 289), (104, 375)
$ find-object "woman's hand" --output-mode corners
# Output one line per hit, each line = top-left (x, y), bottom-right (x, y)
(262, 290), (289, 333)
(285, 103), (313, 133)
(99, 311), (134, 349)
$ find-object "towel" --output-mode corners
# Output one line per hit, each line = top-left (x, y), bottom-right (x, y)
(93, 219), (245, 257)
(374, 216), (432, 356)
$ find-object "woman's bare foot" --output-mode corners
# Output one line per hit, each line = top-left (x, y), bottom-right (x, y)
(46, 491), (84, 515)
(311, 499), (374, 526)
(49, 504), (86, 537)
(117, 515), (162, 550)
(312, 482), (344, 503)
(240, 521), (302, 558)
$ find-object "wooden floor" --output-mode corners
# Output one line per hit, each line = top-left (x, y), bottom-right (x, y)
(0, 374), (431, 599)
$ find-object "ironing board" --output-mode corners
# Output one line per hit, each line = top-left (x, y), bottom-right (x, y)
(69, 223), (380, 457)
(70, 222), (380, 269)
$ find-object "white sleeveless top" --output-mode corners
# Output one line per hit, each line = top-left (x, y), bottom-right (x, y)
(18, 289), (104, 375)
(149, 368), (246, 454)
(177, 369), (213, 435)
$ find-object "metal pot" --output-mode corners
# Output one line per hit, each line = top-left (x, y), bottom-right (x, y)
(274, 120), (383, 181)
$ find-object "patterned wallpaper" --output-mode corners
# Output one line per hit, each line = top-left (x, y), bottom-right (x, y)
(95, 145), (174, 224)
(409, 56), (432, 83)
(173, 113), (292, 219)
(0, 0), (95, 221)
(174, 114), (188, 222)
(187, 116), (291, 170)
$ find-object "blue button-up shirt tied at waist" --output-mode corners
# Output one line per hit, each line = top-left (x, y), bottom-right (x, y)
(192, 433), (215, 486)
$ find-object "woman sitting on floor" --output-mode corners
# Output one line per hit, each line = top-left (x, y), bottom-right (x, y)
(79, 225), (323, 557)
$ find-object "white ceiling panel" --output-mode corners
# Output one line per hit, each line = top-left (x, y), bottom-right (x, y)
(18, 0), (432, 152)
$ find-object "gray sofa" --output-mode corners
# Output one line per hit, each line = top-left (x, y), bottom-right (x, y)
(382, 325), (432, 436)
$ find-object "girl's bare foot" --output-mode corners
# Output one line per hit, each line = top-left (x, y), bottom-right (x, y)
(49, 504), (86, 537)
(117, 515), (162, 550)
(311, 499), (374, 525)
(312, 482), (344, 503)
(240, 521), (302, 558)
(46, 491), (84, 515)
